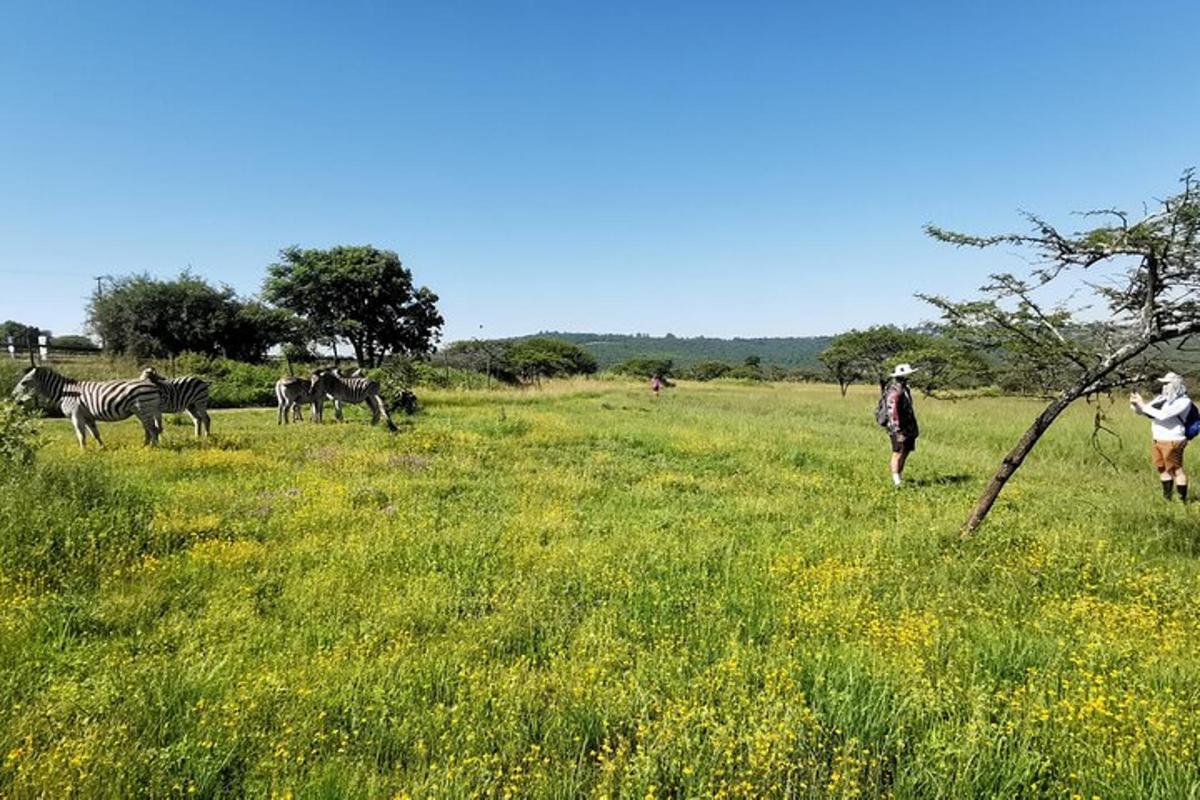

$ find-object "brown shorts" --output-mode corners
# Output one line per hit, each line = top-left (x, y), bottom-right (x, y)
(890, 432), (916, 454)
(1152, 440), (1187, 471)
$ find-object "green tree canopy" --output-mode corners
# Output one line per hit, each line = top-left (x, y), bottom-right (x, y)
(0, 320), (41, 346)
(508, 338), (598, 383)
(437, 340), (519, 384)
(87, 272), (297, 361)
(819, 326), (928, 395)
(263, 246), (443, 367)
(611, 357), (673, 378)
(894, 338), (993, 396)
(681, 360), (733, 381)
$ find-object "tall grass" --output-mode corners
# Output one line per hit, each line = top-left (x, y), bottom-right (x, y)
(1, 381), (1198, 798)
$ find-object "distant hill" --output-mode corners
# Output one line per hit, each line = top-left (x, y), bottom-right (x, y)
(501, 331), (834, 370)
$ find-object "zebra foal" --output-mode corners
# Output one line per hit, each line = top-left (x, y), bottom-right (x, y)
(11, 366), (162, 448)
(310, 368), (397, 432)
(140, 367), (211, 436)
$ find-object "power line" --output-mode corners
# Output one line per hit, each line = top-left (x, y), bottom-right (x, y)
(0, 268), (98, 278)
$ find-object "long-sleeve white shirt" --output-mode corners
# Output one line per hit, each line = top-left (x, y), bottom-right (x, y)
(1135, 393), (1192, 441)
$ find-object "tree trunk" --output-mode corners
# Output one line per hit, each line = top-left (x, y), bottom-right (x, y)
(962, 391), (1078, 534)
(962, 335), (1165, 533)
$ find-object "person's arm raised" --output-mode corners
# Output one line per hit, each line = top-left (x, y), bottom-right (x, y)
(1136, 396), (1190, 421)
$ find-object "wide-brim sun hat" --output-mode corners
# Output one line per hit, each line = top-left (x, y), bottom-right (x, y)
(890, 363), (917, 378)
(1158, 372), (1184, 383)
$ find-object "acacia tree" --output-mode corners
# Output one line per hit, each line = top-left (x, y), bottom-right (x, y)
(819, 326), (927, 395)
(817, 339), (863, 396)
(924, 170), (1200, 533)
(896, 338), (993, 397)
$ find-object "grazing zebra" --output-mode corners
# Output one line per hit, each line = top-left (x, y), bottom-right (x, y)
(275, 375), (344, 424)
(310, 367), (397, 431)
(275, 376), (315, 424)
(397, 389), (419, 415)
(140, 367), (211, 436)
(10, 366), (161, 448)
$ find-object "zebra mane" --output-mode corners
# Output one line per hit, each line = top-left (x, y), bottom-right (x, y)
(28, 365), (71, 383)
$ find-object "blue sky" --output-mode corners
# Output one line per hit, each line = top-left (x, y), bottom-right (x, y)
(1, 1), (1197, 344)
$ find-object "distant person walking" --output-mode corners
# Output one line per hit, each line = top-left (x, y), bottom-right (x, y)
(650, 374), (663, 397)
(1130, 371), (1197, 502)
(880, 363), (919, 487)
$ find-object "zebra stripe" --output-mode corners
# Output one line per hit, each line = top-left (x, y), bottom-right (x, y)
(311, 369), (397, 431)
(141, 368), (211, 436)
(275, 376), (314, 424)
(11, 366), (161, 448)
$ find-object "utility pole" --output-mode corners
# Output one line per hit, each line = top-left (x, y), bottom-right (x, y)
(480, 325), (491, 390)
(92, 275), (111, 350)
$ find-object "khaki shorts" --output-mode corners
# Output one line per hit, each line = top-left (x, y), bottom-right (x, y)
(1152, 440), (1187, 471)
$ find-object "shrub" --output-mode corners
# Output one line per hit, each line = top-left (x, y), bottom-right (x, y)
(680, 361), (733, 381)
(724, 365), (764, 381)
(0, 361), (30, 397)
(48, 335), (100, 352)
(0, 400), (39, 469)
(412, 360), (483, 390)
(612, 357), (673, 378)
(509, 338), (597, 383)
(168, 353), (280, 407)
(376, 357), (419, 406)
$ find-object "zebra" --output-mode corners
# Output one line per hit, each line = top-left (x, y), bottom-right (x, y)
(140, 367), (211, 436)
(397, 389), (419, 415)
(310, 367), (397, 431)
(11, 366), (162, 448)
(275, 375), (346, 424)
(275, 376), (315, 424)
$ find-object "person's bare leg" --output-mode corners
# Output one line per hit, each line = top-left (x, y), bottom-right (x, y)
(1175, 465), (1189, 502)
(891, 449), (908, 486)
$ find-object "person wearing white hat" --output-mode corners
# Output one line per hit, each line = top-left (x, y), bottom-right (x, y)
(882, 363), (919, 486)
(1130, 371), (1194, 502)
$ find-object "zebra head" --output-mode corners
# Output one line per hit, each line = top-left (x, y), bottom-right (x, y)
(310, 368), (336, 394)
(398, 390), (418, 415)
(11, 366), (47, 404)
(140, 366), (164, 382)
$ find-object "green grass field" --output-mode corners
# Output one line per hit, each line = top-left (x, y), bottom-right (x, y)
(2, 381), (1199, 798)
